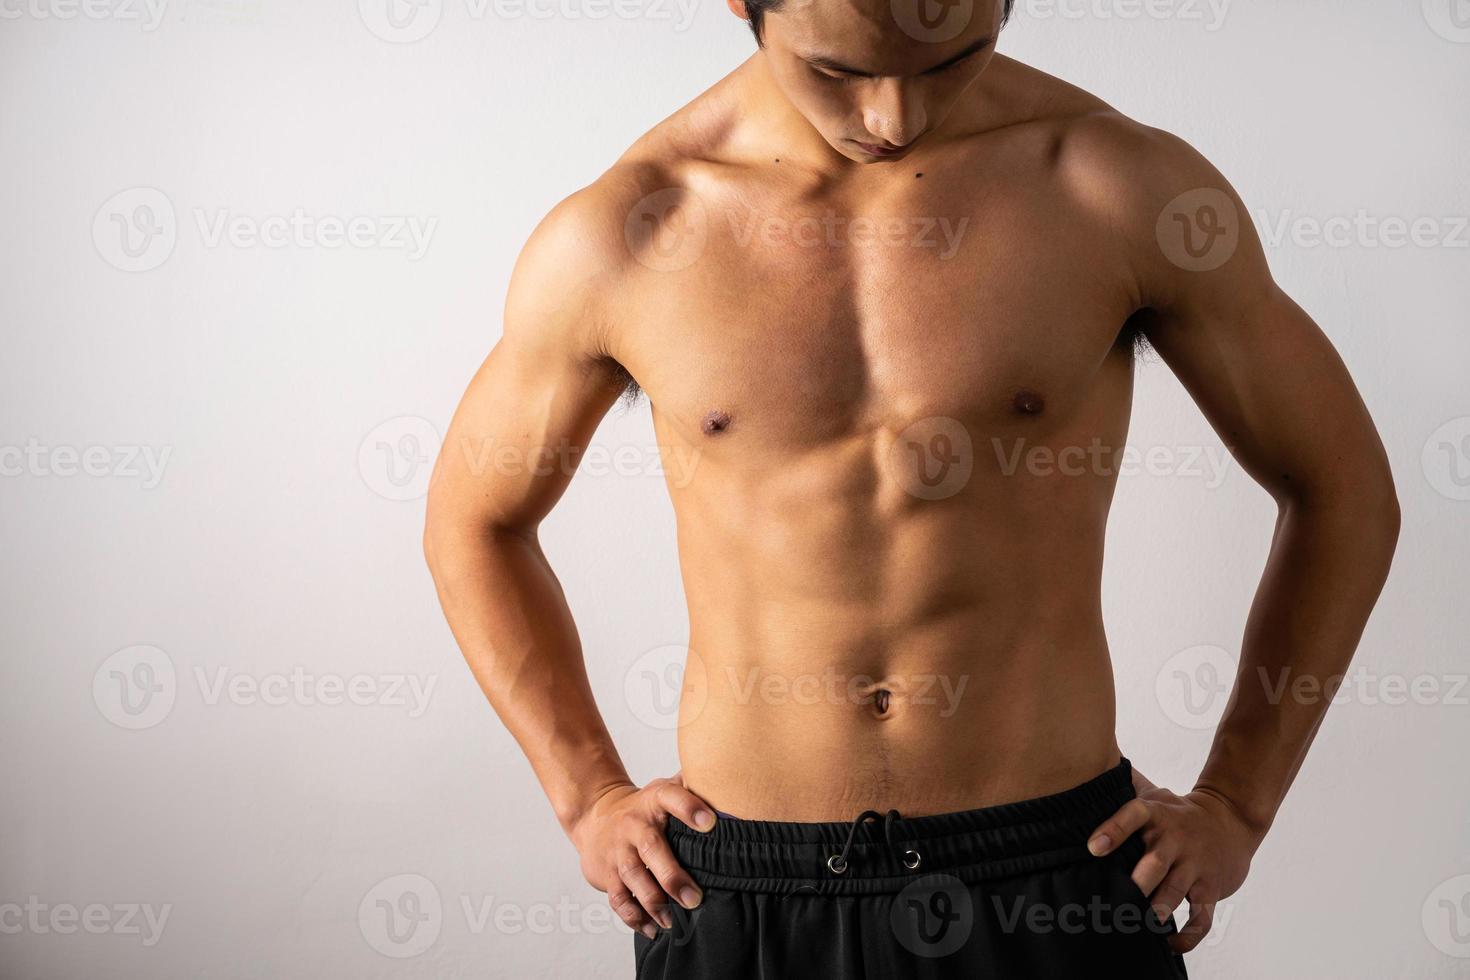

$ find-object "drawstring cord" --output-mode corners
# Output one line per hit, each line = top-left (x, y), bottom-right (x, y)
(827, 809), (923, 875)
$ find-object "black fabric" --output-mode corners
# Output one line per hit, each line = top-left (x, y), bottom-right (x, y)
(634, 759), (1188, 978)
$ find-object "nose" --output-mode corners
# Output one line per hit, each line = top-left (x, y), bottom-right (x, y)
(861, 78), (926, 148)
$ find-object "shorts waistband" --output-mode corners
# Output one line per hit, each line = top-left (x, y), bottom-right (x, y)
(667, 759), (1135, 896)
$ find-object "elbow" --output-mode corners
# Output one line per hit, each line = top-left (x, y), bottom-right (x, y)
(422, 489), (535, 583)
(422, 486), (456, 580)
(1284, 463), (1401, 560)
(1358, 457), (1402, 555)
(422, 507), (444, 581)
(1376, 471), (1403, 555)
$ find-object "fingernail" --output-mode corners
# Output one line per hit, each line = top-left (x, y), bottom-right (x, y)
(693, 809), (715, 831)
(658, 910), (673, 929)
(1087, 834), (1111, 856)
(1152, 904), (1173, 924)
(680, 887), (702, 909)
(641, 923), (658, 940)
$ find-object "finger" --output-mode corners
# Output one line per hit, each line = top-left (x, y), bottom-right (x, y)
(607, 883), (658, 940)
(1088, 798), (1151, 856)
(1131, 846), (1176, 898)
(619, 853), (674, 929)
(637, 828), (704, 910)
(652, 780), (717, 833)
(1171, 894), (1216, 953)
(1147, 866), (1195, 924)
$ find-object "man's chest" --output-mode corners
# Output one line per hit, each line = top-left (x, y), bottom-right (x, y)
(616, 177), (1138, 447)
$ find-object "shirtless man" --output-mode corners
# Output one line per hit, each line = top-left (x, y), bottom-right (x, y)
(423, 0), (1400, 974)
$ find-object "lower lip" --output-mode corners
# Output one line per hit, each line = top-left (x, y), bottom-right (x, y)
(853, 141), (904, 157)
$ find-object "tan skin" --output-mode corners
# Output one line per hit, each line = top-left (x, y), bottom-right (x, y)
(424, 0), (1400, 956)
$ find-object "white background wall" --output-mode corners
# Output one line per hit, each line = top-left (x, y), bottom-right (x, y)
(1, 0), (1467, 976)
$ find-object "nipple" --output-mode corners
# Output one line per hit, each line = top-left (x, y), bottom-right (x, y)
(701, 410), (731, 435)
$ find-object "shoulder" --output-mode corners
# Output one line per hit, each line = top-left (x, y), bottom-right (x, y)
(1055, 112), (1228, 227)
(986, 59), (1265, 304)
(506, 77), (741, 351)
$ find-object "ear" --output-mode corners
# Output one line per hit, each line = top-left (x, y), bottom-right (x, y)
(725, 0), (749, 21)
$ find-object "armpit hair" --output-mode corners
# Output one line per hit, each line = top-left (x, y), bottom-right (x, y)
(607, 359), (643, 406)
(1119, 310), (1157, 361)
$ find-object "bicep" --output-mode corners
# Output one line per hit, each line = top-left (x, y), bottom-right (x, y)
(428, 193), (628, 532)
(429, 335), (623, 532)
(1134, 153), (1389, 504)
(1147, 283), (1387, 504)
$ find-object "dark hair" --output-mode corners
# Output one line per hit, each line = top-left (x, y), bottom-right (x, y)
(744, 0), (1013, 45)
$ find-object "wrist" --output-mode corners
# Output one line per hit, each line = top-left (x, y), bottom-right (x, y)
(559, 777), (637, 841)
(1191, 782), (1272, 845)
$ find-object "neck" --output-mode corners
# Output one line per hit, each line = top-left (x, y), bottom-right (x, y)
(729, 51), (1008, 179)
(733, 53), (858, 174)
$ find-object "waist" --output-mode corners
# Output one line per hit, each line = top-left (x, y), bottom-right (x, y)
(666, 759), (1135, 896)
(674, 640), (1119, 821)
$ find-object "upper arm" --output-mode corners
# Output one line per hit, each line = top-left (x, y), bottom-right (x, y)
(1093, 122), (1396, 508)
(426, 185), (632, 534)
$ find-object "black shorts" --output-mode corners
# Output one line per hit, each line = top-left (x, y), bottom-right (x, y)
(634, 759), (1188, 978)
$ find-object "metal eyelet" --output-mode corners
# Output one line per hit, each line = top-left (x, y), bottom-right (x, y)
(827, 854), (849, 875)
(902, 849), (922, 870)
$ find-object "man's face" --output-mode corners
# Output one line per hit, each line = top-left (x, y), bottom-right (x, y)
(752, 0), (1003, 163)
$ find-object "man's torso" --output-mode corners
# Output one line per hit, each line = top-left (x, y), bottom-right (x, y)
(600, 56), (1160, 819)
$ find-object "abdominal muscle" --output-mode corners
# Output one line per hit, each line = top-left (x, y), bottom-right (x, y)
(669, 469), (1125, 822)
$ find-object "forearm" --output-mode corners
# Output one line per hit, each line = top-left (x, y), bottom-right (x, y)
(1195, 487), (1400, 835)
(425, 518), (633, 834)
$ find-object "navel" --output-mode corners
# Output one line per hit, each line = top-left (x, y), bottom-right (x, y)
(1013, 390), (1046, 416)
